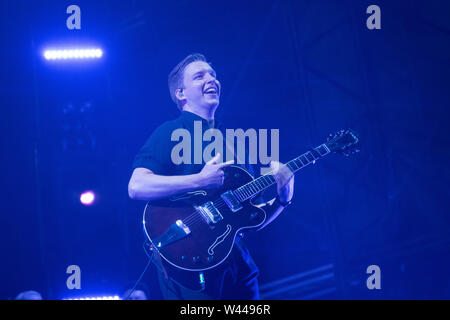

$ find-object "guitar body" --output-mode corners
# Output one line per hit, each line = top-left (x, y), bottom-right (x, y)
(142, 129), (360, 273)
(143, 165), (266, 271)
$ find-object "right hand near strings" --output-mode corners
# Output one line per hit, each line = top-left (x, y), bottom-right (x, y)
(198, 153), (234, 189)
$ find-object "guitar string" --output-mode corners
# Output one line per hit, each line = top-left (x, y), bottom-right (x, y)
(151, 145), (344, 247)
(181, 190), (258, 227)
(181, 161), (307, 227)
(173, 151), (324, 227)
(157, 166), (309, 243)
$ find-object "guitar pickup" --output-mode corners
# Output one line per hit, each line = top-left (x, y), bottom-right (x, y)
(196, 202), (223, 224)
(221, 190), (243, 212)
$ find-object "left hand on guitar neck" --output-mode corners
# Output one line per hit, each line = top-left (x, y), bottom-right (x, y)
(270, 160), (294, 204)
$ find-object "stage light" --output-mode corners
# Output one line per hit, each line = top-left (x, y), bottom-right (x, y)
(80, 191), (95, 206)
(43, 48), (103, 60)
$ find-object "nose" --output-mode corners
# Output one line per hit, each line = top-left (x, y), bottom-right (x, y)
(205, 73), (216, 82)
(205, 74), (220, 89)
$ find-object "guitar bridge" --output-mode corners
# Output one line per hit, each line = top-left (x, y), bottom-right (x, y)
(221, 190), (243, 212)
(152, 219), (191, 249)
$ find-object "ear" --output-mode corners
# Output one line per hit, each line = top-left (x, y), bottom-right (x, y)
(175, 88), (185, 102)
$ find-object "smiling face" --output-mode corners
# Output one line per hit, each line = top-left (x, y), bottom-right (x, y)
(179, 60), (221, 113)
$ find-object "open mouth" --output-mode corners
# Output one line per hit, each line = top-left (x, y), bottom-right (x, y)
(204, 87), (218, 96)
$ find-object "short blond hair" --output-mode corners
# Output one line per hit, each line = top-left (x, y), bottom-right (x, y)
(168, 53), (208, 110)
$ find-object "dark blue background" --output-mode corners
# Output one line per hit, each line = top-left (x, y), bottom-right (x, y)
(1, 0), (449, 299)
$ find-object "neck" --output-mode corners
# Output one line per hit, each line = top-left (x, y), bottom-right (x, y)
(183, 104), (217, 121)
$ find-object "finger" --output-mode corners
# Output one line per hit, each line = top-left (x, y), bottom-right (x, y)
(279, 165), (293, 179)
(206, 153), (221, 165)
(217, 159), (235, 168)
(270, 161), (280, 173)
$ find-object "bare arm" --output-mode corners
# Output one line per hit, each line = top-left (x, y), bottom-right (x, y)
(256, 161), (295, 230)
(128, 167), (203, 201)
(128, 153), (234, 201)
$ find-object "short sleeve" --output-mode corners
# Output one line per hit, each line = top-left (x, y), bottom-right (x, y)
(132, 122), (176, 175)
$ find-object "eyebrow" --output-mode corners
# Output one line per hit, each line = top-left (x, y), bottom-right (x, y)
(192, 69), (216, 78)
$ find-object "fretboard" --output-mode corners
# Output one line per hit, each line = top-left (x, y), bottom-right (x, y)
(233, 143), (331, 202)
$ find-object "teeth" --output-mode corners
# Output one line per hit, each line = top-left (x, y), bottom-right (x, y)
(205, 88), (217, 94)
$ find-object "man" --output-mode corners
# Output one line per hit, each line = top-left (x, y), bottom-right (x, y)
(128, 53), (294, 299)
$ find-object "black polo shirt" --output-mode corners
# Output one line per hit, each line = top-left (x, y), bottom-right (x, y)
(132, 110), (255, 176)
(132, 110), (259, 298)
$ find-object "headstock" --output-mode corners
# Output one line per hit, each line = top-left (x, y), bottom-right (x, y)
(326, 129), (360, 156)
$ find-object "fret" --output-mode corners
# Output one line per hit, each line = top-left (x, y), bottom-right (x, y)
(235, 188), (242, 200)
(253, 180), (262, 191)
(316, 145), (326, 156)
(305, 152), (315, 162)
(235, 190), (241, 202)
(246, 186), (253, 198)
(231, 141), (333, 201)
(255, 179), (264, 190)
(319, 144), (330, 156)
(309, 151), (318, 160)
(300, 155), (309, 165)
(261, 178), (268, 188)
(235, 189), (244, 202)
(257, 177), (267, 188)
(250, 182), (259, 194)
(287, 161), (298, 171)
(310, 148), (323, 159)
(238, 186), (248, 199)
(263, 175), (275, 185)
(247, 186), (255, 197)
(240, 187), (249, 199)
(298, 157), (306, 166)
(321, 143), (331, 154)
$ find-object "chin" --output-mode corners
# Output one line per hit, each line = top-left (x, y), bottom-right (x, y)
(203, 100), (220, 109)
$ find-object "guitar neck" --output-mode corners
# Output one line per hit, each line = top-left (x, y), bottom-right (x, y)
(233, 143), (331, 202)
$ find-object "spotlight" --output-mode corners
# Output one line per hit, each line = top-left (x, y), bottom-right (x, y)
(43, 48), (103, 60)
(80, 191), (95, 206)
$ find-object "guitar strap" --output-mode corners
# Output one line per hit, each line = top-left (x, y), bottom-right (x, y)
(150, 244), (169, 281)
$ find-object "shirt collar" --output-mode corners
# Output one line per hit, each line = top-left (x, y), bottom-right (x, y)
(179, 111), (222, 130)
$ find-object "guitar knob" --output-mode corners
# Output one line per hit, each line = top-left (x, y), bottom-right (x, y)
(193, 256), (201, 264)
(207, 256), (214, 263)
(250, 212), (258, 220)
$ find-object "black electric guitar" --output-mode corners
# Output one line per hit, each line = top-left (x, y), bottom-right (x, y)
(143, 129), (360, 271)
